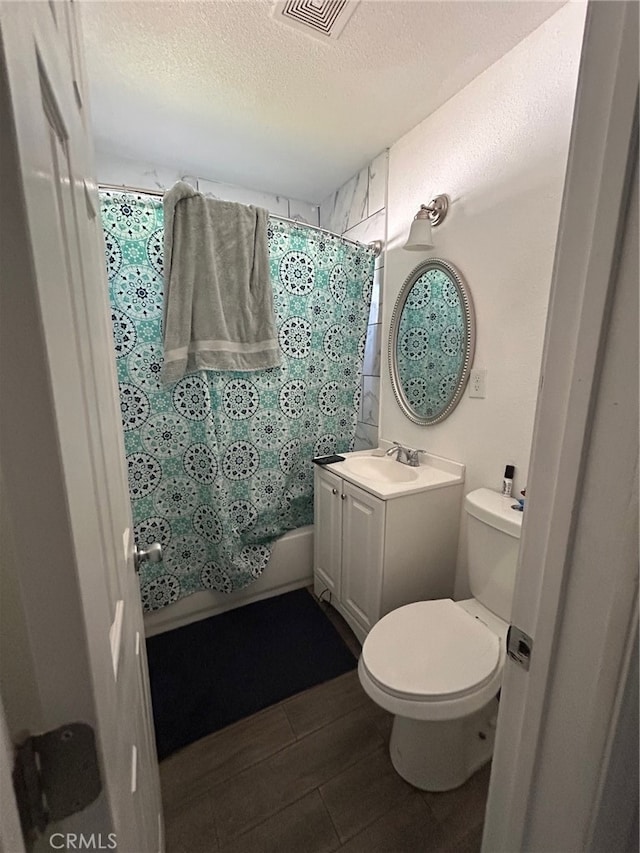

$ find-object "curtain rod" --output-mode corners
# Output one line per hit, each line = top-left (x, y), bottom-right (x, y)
(97, 183), (382, 257)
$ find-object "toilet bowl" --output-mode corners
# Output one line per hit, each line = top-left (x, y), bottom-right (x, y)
(358, 488), (522, 791)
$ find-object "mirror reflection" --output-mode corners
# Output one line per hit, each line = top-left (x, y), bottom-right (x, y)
(389, 259), (475, 425)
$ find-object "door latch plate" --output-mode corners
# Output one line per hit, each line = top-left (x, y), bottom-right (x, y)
(506, 625), (534, 670)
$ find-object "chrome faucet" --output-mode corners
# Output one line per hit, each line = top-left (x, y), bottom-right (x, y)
(385, 442), (410, 464)
(385, 442), (426, 467)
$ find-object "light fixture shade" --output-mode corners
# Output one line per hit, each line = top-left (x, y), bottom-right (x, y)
(404, 215), (434, 251)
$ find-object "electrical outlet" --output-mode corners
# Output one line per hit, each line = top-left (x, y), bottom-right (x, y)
(469, 369), (487, 398)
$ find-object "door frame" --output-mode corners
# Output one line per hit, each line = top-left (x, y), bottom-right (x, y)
(483, 2), (638, 850)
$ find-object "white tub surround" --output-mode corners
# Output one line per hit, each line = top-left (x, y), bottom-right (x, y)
(144, 526), (313, 637)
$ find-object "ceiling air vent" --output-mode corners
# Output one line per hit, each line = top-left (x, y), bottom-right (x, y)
(272, 0), (359, 42)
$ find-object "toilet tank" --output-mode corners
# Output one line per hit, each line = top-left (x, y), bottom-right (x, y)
(465, 488), (523, 621)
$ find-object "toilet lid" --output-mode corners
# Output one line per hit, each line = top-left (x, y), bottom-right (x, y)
(361, 599), (501, 701)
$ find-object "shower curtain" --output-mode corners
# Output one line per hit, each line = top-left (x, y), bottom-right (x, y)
(100, 191), (374, 611)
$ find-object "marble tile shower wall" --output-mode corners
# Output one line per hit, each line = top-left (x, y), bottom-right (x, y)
(95, 152), (320, 225)
(320, 151), (388, 450)
(198, 178), (319, 226)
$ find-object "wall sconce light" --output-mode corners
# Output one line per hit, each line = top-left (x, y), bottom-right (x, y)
(403, 194), (449, 251)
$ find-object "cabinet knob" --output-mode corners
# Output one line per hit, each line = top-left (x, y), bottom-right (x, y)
(341, 494), (346, 500)
(332, 488), (338, 495)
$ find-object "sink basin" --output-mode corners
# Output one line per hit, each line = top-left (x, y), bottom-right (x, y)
(343, 456), (420, 484)
(329, 449), (465, 500)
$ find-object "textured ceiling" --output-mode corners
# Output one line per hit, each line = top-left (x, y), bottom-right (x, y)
(81, 0), (564, 202)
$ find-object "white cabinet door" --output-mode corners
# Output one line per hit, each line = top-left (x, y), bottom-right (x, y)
(313, 468), (343, 599)
(341, 481), (385, 634)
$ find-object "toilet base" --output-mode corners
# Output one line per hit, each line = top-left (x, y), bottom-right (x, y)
(389, 697), (499, 791)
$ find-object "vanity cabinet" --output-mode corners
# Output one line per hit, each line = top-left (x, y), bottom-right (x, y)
(313, 462), (463, 643)
(315, 470), (385, 634)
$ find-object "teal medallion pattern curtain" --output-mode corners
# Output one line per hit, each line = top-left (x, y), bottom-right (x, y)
(100, 191), (373, 611)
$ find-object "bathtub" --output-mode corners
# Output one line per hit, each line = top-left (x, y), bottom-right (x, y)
(144, 525), (314, 637)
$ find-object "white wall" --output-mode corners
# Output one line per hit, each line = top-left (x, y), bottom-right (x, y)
(95, 150), (320, 225)
(380, 2), (586, 595)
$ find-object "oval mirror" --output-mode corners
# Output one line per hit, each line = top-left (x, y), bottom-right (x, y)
(388, 259), (475, 425)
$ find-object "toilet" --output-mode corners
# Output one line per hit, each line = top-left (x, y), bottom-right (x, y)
(358, 487), (522, 792)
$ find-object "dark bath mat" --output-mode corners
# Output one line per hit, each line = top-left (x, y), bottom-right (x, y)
(146, 588), (357, 760)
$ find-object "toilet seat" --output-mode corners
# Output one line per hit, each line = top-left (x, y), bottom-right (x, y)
(358, 599), (506, 721)
(362, 598), (500, 701)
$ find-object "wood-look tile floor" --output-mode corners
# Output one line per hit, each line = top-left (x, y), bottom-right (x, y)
(159, 603), (490, 853)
